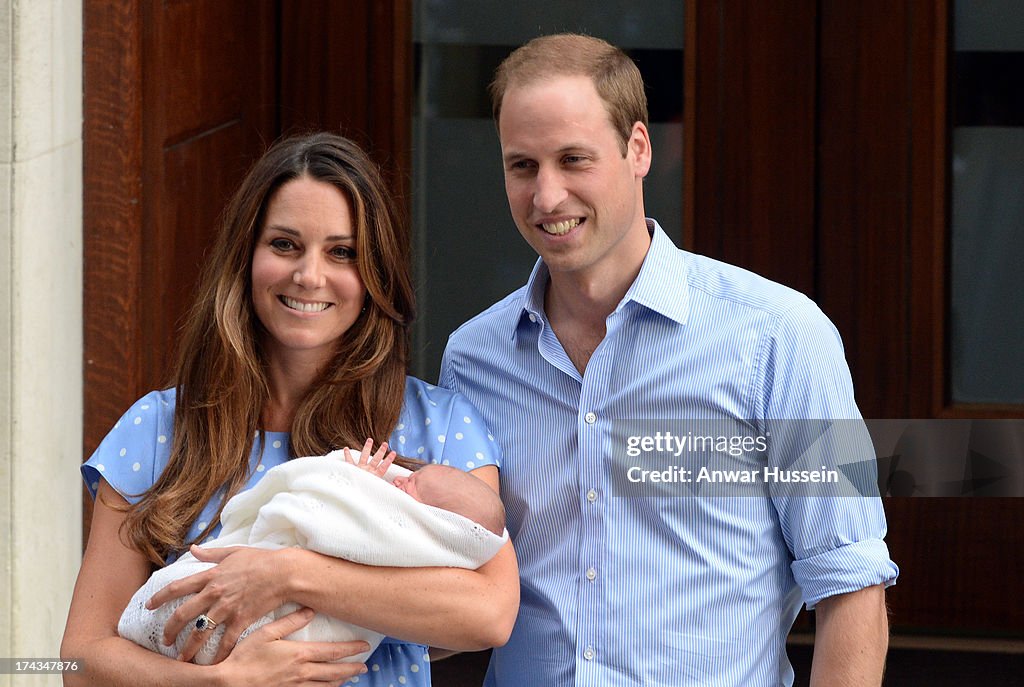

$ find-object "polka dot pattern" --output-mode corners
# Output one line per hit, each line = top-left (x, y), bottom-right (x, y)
(81, 379), (495, 684)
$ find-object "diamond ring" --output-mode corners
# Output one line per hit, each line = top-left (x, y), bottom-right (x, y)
(194, 614), (219, 632)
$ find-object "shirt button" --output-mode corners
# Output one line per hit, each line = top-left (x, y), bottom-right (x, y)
(528, 313), (537, 323)
(586, 567), (597, 581)
(586, 489), (597, 502)
(583, 647), (595, 661)
(584, 412), (597, 424)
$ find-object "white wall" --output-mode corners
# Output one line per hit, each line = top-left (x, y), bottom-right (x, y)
(0, 0), (83, 684)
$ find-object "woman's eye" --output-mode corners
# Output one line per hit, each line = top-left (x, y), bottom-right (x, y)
(331, 246), (357, 261)
(269, 238), (295, 251)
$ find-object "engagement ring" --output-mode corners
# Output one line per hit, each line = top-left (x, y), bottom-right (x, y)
(194, 614), (219, 632)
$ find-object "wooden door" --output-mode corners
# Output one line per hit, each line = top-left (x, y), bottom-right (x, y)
(83, 0), (411, 533)
(688, 0), (1023, 636)
(84, 0), (277, 465)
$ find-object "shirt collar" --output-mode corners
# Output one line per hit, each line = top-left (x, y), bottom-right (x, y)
(513, 218), (689, 340)
(619, 219), (689, 325)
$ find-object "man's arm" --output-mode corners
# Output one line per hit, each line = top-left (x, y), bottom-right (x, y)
(809, 584), (889, 687)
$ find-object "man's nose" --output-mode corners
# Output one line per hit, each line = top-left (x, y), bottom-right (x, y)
(533, 166), (569, 213)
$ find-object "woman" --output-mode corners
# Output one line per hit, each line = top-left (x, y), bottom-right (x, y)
(61, 133), (518, 686)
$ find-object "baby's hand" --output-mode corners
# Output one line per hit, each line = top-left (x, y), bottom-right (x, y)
(343, 438), (397, 478)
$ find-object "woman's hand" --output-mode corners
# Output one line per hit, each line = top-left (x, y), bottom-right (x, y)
(62, 480), (369, 687)
(147, 544), (294, 663)
(214, 608), (369, 685)
(343, 438), (396, 477)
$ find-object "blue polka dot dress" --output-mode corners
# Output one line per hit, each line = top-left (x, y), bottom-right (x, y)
(83, 377), (501, 686)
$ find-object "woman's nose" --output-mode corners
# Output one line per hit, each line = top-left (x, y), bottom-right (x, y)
(292, 254), (326, 289)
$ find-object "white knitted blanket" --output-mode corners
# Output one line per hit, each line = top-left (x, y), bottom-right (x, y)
(118, 451), (507, 665)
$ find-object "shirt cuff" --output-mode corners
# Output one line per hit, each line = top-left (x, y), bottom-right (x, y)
(792, 538), (899, 609)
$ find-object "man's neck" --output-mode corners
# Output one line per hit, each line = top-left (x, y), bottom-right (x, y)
(543, 228), (651, 374)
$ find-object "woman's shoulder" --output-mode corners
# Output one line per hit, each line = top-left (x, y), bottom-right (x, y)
(400, 376), (483, 420)
(82, 388), (178, 501)
(398, 376), (500, 470)
(131, 387), (177, 411)
(402, 375), (457, 404)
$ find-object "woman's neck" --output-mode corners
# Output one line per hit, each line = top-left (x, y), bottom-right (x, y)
(262, 353), (323, 432)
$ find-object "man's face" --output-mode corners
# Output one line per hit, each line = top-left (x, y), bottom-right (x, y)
(498, 74), (652, 281)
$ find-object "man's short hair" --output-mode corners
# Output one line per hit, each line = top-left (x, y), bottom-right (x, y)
(489, 33), (649, 155)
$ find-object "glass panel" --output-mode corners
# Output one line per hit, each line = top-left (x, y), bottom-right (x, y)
(949, 0), (1024, 404)
(411, 0), (685, 381)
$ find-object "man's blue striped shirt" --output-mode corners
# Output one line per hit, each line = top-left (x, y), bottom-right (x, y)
(440, 220), (898, 687)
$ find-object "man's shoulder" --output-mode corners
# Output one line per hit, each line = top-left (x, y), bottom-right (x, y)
(447, 284), (530, 346)
(683, 250), (817, 321)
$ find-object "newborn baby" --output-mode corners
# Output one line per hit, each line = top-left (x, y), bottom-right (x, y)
(389, 460), (505, 537)
(118, 442), (507, 665)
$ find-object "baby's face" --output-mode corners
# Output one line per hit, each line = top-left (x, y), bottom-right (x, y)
(390, 471), (422, 501)
(391, 464), (452, 505)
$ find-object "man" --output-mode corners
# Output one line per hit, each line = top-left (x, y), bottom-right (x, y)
(440, 34), (897, 686)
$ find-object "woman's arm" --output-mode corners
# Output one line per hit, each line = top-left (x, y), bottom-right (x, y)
(288, 464), (519, 649)
(60, 481), (370, 686)
(153, 465), (520, 663)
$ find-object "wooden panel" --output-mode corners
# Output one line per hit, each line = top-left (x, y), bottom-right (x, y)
(818, 0), (913, 418)
(149, 124), (252, 380)
(83, 1), (144, 458)
(82, 1), (411, 550)
(816, 0), (1023, 636)
(148, 0), (258, 141)
(689, 0), (817, 297)
(908, 1), (948, 419)
(83, 0), (277, 546)
(83, 1), (146, 542)
(280, 1), (371, 140)
(368, 0), (413, 200)
(140, 0), (278, 390)
(885, 499), (1024, 633)
(280, 0), (412, 198)
(688, 0), (1024, 637)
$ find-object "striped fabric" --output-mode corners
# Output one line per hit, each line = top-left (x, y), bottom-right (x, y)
(440, 221), (898, 687)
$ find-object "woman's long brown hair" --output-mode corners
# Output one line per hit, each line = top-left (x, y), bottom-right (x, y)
(120, 133), (415, 565)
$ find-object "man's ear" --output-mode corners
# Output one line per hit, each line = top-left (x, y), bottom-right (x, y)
(628, 121), (652, 178)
